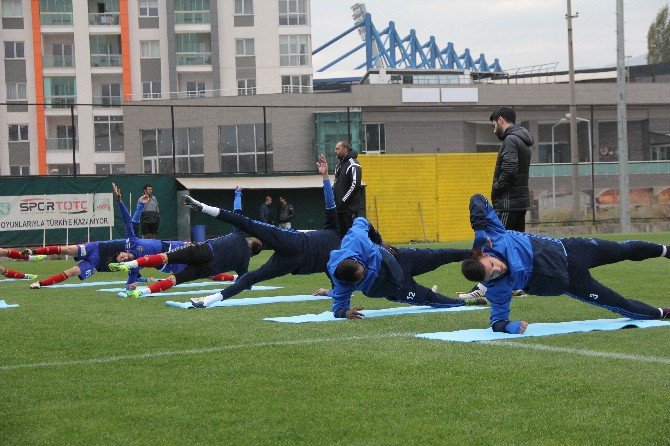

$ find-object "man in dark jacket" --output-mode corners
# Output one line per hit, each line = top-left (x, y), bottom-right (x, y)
(333, 141), (363, 235)
(258, 195), (274, 225)
(460, 194), (670, 334)
(277, 196), (295, 229)
(459, 106), (534, 300)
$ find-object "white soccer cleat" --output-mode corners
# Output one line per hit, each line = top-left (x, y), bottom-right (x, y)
(29, 281), (41, 289)
(457, 288), (486, 299)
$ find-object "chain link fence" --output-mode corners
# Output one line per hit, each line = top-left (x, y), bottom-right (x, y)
(1, 102), (669, 226)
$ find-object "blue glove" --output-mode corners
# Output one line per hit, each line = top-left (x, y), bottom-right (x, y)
(506, 321), (524, 334)
(473, 230), (489, 250)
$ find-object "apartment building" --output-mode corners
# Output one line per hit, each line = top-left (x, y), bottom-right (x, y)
(0, 0), (313, 175)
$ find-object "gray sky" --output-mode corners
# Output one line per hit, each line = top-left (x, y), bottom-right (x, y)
(311, 0), (668, 76)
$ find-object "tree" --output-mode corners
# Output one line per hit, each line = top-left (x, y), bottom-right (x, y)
(648, 5), (670, 64)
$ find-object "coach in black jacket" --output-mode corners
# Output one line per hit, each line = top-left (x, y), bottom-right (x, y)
(333, 141), (363, 235)
(490, 106), (534, 232)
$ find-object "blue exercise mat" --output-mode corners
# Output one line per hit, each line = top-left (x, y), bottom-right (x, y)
(46, 280), (129, 288)
(116, 285), (281, 298)
(416, 318), (670, 343)
(166, 294), (329, 309)
(265, 305), (487, 323)
(0, 300), (19, 308)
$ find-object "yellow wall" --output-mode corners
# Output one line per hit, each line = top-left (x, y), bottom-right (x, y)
(359, 153), (497, 243)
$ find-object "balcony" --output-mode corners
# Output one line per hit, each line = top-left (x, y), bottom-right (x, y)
(88, 13), (120, 25)
(237, 87), (257, 96)
(40, 12), (73, 26)
(90, 54), (122, 68)
(281, 85), (313, 94)
(175, 11), (210, 24)
(44, 96), (76, 109)
(92, 96), (123, 108)
(43, 55), (75, 68)
(176, 52), (211, 65)
(46, 138), (78, 151)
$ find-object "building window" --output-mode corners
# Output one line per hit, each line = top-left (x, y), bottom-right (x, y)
(235, 38), (254, 56)
(6, 82), (27, 101)
(237, 78), (256, 96)
(47, 164), (78, 175)
(4, 41), (24, 59)
(281, 74), (311, 93)
(139, 0), (157, 16)
(363, 123), (386, 153)
(94, 115), (123, 152)
(10, 165), (29, 176)
(142, 81), (161, 99)
(2, 0), (22, 17)
(651, 145), (670, 161)
(95, 163), (125, 174)
(140, 40), (160, 58)
(174, 127), (204, 173)
(279, 35), (309, 66)
(219, 124), (272, 173)
(174, 0), (209, 24)
(97, 83), (121, 107)
(234, 0), (252, 14)
(8, 124), (28, 141)
(278, 0), (307, 25)
(186, 81), (206, 98)
(44, 76), (76, 107)
(49, 43), (74, 67)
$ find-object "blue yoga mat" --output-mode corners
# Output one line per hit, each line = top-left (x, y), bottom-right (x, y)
(265, 305), (487, 323)
(47, 280), (129, 288)
(166, 294), (329, 309)
(98, 281), (238, 292)
(0, 300), (19, 308)
(116, 285), (281, 298)
(416, 318), (670, 342)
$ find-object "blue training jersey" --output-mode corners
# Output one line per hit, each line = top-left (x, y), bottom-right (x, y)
(207, 232), (250, 277)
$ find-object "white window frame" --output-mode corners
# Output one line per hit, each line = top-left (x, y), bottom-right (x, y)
(4, 41), (24, 59)
(10, 165), (30, 176)
(650, 144), (670, 161)
(186, 81), (206, 98)
(278, 0), (307, 26)
(138, 0), (158, 17)
(6, 82), (27, 101)
(2, 0), (22, 18)
(235, 38), (254, 56)
(8, 124), (28, 141)
(95, 163), (125, 174)
(281, 74), (311, 93)
(279, 35), (309, 67)
(237, 78), (256, 96)
(219, 123), (271, 173)
(94, 115), (123, 152)
(234, 0), (253, 15)
(140, 40), (160, 58)
(142, 81), (161, 99)
(363, 123), (386, 153)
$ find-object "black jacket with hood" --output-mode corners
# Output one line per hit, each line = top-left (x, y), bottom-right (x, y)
(491, 124), (534, 212)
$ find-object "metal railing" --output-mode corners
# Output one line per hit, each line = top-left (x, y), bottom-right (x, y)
(174, 11), (210, 24)
(42, 54), (75, 68)
(40, 12), (73, 26)
(90, 55), (122, 68)
(92, 96), (123, 107)
(88, 13), (120, 26)
(44, 96), (76, 108)
(176, 52), (212, 65)
(46, 138), (78, 151)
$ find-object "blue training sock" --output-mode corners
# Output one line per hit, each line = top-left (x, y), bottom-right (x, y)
(234, 189), (242, 211)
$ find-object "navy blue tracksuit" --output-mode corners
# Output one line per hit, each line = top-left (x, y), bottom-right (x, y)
(328, 217), (470, 318)
(469, 194), (666, 333)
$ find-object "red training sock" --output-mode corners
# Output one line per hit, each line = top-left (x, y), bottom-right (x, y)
(40, 272), (69, 286)
(34, 246), (61, 255)
(6, 249), (29, 260)
(3, 268), (27, 279)
(210, 273), (234, 282)
(148, 278), (174, 294)
(136, 254), (166, 268)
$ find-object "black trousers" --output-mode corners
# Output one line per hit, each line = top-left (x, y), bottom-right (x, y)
(497, 210), (527, 232)
(165, 242), (214, 284)
(385, 247), (471, 307)
(563, 238), (664, 319)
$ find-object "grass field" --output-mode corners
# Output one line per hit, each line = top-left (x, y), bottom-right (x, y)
(1, 233), (669, 445)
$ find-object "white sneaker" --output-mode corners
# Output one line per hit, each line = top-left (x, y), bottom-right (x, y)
(457, 288), (486, 299)
(431, 285), (438, 293)
(512, 289), (528, 297)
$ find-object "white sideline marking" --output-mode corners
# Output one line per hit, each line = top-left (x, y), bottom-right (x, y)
(486, 341), (670, 365)
(2, 334), (669, 372)
(0, 332), (415, 371)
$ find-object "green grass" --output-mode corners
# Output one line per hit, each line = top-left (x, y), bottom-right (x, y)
(1, 233), (669, 445)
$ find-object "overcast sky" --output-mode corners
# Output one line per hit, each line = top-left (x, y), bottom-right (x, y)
(311, 0), (669, 76)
